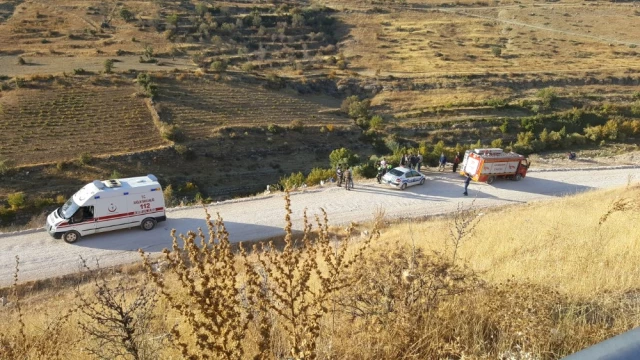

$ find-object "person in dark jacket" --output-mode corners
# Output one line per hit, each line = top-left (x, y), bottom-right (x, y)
(452, 154), (460, 173)
(463, 172), (472, 196)
(410, 154), (419, 170)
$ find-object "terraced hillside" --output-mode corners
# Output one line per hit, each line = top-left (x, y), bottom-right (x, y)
(0, 79), (167, 165)
(155, 76), (348, 140)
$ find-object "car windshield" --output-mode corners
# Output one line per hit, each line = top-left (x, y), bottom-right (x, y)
(59, 197), (80, 219)
(388, 169), (405, 176)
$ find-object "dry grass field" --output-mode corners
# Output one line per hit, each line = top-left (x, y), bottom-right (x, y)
(1, 185), (639, 359)
(332, 0), (640, 75)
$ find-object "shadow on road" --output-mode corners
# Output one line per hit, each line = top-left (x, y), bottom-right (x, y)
(490, 176), (593, 196)
(72, 218), (287, 252)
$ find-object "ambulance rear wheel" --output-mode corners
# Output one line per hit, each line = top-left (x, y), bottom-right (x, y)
(141, 218), (157, 231)
(487, 176), (496, 184)
(62, 231), (81, 244)
(515, 173), (522, 181)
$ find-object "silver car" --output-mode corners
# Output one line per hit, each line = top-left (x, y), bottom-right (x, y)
(381, 167), (425, 190)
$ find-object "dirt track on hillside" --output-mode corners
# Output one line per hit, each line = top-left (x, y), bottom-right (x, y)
(1, 165), (639, 287)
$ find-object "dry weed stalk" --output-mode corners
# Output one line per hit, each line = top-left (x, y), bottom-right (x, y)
(0, 256), (76, 359)
(242, 192), (379, 359)
(140, 210), (248, 360)
(448, 200), (481, 264)
(599, 197), (634, 225)
(75, 257), (160, 360)
(334, 240), (478, 359)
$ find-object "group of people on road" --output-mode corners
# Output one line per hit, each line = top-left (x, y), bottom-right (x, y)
(335, 151), (474, 196)
(400, 153), (423, 172)
(439, 152), (462, 173)
(335, 166), (354, 190)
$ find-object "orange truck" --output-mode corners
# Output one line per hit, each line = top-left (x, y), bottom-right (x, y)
(459, 148), (530, 184)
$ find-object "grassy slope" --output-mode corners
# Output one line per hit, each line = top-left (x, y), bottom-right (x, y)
(1, 184), (639, 358)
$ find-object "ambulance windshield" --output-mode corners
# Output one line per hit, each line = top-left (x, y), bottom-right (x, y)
(59, 197), (80, 219)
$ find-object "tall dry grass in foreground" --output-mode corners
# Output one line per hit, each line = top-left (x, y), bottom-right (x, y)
(1, 187), (640, 359)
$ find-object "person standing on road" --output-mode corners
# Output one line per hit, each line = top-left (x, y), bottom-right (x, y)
(344, 167), (353, 190)
(336, 166), (343, 187)
(463, 172), (472, 196)
(410, 154), (418, 170)
(417, 153), (423, 173)
(401, 154), (408, 168)
(439, 153), (447, 172)
(452, 153), (460, 173)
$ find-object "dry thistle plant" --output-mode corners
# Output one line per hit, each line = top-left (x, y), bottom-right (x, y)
(140, 210), (249, 360)
(75, 256), (160, 360)
(0, 256), (76, 359)
(241, 192), (379, 359)
(448, 200), (481, 264)
(333, 240), (479, 359)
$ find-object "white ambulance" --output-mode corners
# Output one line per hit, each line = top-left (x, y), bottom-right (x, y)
(45, 174), (167, 243)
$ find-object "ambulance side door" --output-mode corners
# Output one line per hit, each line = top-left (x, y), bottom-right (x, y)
(69, 201), (97, 236)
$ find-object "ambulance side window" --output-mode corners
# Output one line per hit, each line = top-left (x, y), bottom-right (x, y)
(72, 206), (94, 223)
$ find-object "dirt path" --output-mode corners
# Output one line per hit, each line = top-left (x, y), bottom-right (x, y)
(1, 166), (639, 287)
(0, 55), (196, 77)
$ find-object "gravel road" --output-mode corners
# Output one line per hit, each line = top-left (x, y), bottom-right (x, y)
(1, 166), (639, 287)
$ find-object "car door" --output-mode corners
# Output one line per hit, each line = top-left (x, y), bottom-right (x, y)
(407, 171), (419, 186)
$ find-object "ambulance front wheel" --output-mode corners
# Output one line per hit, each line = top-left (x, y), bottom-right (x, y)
(515, 173), (522, 181)
(141, 218), (157, 231)
(62, 230), (81, 244)
(487, 176), (496, 184)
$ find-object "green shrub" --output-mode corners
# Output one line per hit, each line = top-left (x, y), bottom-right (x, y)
(369, 115), (384, 129)
(289, 119), (304, 132)
(110, 170), (122, 179)
(161, 124), (184, 142)
(536, 88), (558, 108)
(306, 168), (334, 186)
(499, 121), (509, 134)
(279, 172), (305, 190)
(120, 8), (134, 22)
(340, 97), (370, 120)
(32, 197), (54, 208)
(241, 62), (255, 72)
(353, 161), (377, 179)
(174, 145), (197, 160)
(163, 185), (176, 207)
(0, 207), (16, 224)
(0, 156), (14, 175)
(8, 192), (26, 210)
(631, 101), (640, 116)
(267, 124), (282, 134)
(79, 153), (93, 165)
(210, 60), (227, 72)
(103, 59), (114, 74)
(491, 46), (502, 57)
(490, 138), (503, 148)
(329, 147), (359, 168)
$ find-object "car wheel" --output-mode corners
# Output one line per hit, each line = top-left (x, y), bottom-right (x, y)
(141, 218), (157, 231)
(420, 178), (425, 185)
(515, 173), (522, 181)
(400, 183), (407, 190)
(62, 230), (81, 244)
(487, 176), (496, 184)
